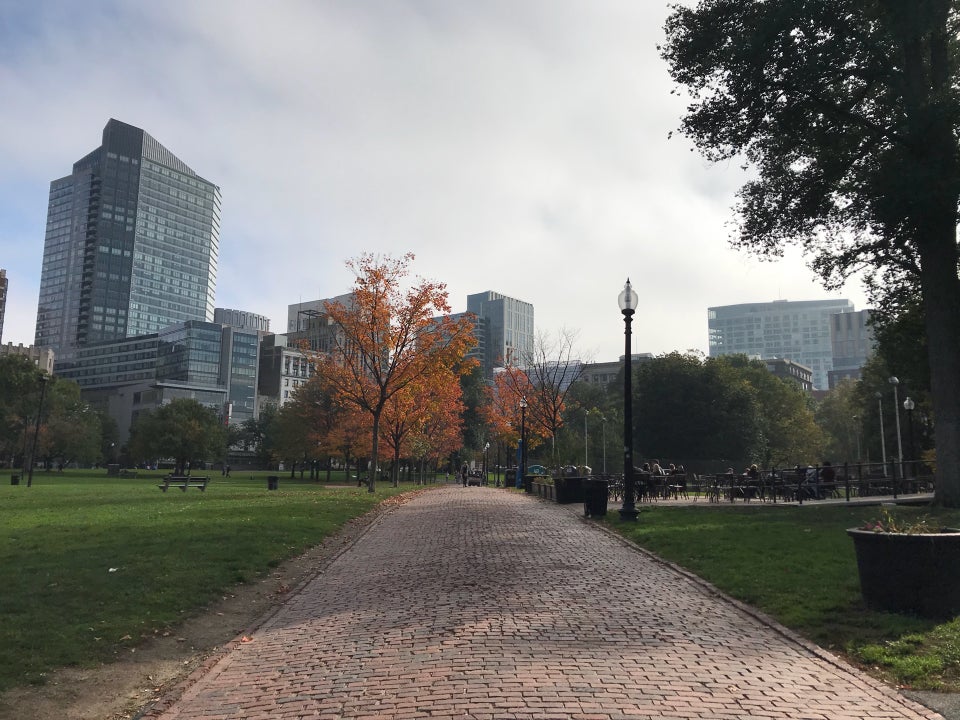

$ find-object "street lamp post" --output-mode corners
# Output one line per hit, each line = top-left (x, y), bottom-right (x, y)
(876, 391), (887, 475)
(27, 373), (50, 488)
(618, 279), (639, 521)
(483, 442), (490, 486)
(601, 416), (607, 475)
(852, 415), (861, 463)
(903, 397), (916, 476)
(519, 397), (527, 490)
(889, 376), (903, 478)
(584, 409), (589, 471)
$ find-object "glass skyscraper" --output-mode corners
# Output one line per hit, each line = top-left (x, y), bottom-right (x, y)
(35, 119), (221, 360)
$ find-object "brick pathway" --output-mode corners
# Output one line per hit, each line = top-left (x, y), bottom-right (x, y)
(144, 487), (942, 719)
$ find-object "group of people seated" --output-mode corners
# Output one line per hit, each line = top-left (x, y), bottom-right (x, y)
(636, 460), (688, 499)
(640, 460), (686, 476)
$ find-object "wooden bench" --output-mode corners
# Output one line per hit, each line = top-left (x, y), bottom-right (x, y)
(158, 476), (209, 492)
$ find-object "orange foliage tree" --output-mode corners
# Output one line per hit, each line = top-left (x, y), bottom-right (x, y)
(316, 252), (476, 492)
(383, 367), (465, 485)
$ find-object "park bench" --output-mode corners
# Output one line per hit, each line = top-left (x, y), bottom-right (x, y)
(158, 476), (209, 492)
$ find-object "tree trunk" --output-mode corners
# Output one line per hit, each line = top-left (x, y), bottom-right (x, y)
(368, 412), (380, 493)
(920, 226), (960, 507)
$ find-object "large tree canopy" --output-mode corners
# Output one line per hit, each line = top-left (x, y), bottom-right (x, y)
(662, 0), (960, 504)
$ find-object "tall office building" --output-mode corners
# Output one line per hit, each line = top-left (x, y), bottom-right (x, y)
(829, 309), (875, 388)
(707, 298), (855, 390)
(35, 119), (221, 361)
(466, 291), (534, 377)
(0, 269), (6, 343)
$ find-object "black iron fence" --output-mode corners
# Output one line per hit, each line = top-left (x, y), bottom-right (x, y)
(600, 460), (935, 504)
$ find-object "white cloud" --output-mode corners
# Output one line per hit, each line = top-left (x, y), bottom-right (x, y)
(0, 0), (869, 360)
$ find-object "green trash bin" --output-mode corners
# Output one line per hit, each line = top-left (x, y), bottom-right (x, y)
(10, 474), (20, 486)
(267, 476), (279, 490)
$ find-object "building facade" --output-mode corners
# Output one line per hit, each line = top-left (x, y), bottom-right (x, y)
(828, 309), (875, 388)
(287, 294), (353, 334)
(35, 119), (221, 361)
(55, 320), (259, 440)
(214, 308), (271, 333)
(0, 342), (55, 375)
(707, 299), (855, 390)
(764, 358), (814, 392)
(466, 291), (534, 377)
(258, 334), (313, 409)
(0, 269), (6, 343)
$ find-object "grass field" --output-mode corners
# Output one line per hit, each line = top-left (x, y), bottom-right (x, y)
(0, 469), (413, 691)
(607, 502), (960, 691)
(4, 472), (960, 695)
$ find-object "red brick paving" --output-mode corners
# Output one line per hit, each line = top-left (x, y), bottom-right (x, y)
(143, 487), (942, 719)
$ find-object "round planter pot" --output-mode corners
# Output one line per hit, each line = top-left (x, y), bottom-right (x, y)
(847, 528), (960, 618)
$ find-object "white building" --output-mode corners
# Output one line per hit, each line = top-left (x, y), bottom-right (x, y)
(708, 299), (855, 390)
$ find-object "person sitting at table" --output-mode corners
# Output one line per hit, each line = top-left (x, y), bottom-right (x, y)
(744, 463), (760, 499)
(819, 461), (836, 498)
(804, 464), (820, 499)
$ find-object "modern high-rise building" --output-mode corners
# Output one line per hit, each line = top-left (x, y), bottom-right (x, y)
(466, 291), (534, 377)
(35, 119), (221, 361)
(828, 309), (875, 388)
(707, 298), (855, 390)
(0, 269), (7, 343)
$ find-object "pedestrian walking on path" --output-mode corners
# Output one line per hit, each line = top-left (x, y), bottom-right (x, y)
(143, 487), (943, 720)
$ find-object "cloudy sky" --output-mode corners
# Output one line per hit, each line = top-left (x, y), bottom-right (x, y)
(0, 1), (869, 363)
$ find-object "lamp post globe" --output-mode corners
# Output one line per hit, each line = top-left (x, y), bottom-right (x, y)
(618, 279), (639, 521)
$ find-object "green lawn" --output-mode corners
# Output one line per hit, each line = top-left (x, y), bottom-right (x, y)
(5, 473), (960, 694)
(607, 502), (960, 690)
(0, 469), (414, 691)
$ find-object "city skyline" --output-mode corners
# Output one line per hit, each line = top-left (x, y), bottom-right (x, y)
(0, 2), (870, 361)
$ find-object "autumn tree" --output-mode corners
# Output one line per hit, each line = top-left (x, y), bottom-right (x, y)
(498, 329), (587, 469)
(317, 253), (476, 492)
(412, 381), (465, 482)
(386, 369), (465, 484)
(662, 1), (960, 504)
(325, 402), (372, 484)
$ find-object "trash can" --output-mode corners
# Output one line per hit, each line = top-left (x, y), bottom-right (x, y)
(504, 469), (517, 489)
(583, 478), (609, 517)
(267, 475), (279, 491)
(10, 474), (20, 486)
